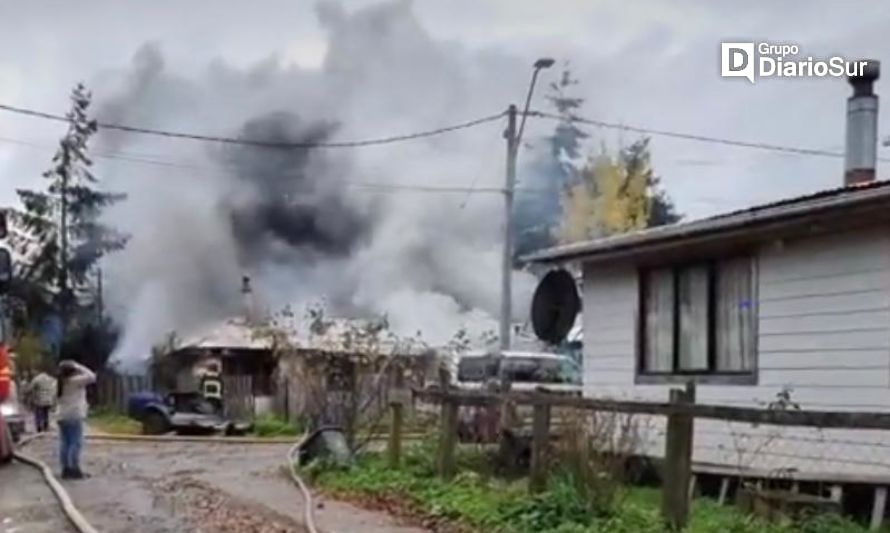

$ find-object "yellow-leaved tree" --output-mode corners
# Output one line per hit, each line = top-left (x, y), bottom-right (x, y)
(558, 137), (680, 243)
(13, 330), (46, 380)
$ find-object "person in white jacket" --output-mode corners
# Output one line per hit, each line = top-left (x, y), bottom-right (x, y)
(56, 360), (96, 480)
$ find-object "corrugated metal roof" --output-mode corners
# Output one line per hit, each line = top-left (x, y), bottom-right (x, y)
(176, 316), (435, 356)
(523, 180), (890, 263)
(178, 318), (271, 351)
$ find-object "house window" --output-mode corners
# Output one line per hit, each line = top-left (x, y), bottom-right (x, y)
(638, 257), (756, 383)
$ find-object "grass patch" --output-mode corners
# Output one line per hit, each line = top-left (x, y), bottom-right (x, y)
(251, 413), (303, 438)
(306, 443), (874, 533)
(89, 408), (142, 435)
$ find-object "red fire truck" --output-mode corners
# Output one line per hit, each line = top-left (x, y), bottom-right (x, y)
(1, 210), (14, 462)
(0, 325), (14, 462)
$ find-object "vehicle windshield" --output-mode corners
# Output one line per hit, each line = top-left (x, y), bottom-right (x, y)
(456, 356), (498, 383)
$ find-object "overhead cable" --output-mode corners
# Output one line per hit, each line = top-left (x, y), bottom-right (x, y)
(0, 103), (506, 149)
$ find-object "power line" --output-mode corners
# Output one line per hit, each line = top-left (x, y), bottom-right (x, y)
(0, 135), (547, 195)
(6, 99), (888, 162)
(529, 110), (890, 162)
(0, 103), (506, 149)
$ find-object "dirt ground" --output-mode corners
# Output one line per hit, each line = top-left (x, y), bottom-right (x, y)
(4, 436), (428, 533)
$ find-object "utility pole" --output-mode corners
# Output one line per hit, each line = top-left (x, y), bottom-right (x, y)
(58, 142), (70, 357)
(499, 58), (554, 353)
(499, 105), (518, 352)
(96, 265), (104, 325)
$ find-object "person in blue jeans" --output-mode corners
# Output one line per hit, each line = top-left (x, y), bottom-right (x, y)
(56, 360), (96, 480)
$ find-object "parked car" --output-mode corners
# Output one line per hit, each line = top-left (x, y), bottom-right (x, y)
(127, 391), (252, 436)
(0, 380), (25, 443)
(0, 413), (13, 463)
(446, 350), (582, 443)
(452, 350), (582, 393)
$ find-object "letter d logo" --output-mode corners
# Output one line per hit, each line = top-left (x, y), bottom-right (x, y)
(721, 43), (755, 83)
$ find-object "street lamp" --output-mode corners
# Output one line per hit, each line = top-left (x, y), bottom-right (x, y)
(499, 57), (555, 353)
(518, 58), (556, 145)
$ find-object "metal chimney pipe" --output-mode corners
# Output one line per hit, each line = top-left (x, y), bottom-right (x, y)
(845, 60), (880, 186)
(241, 275), (256, 324)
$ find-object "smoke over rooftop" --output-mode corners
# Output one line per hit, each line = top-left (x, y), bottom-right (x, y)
(97, 0), (537, 369)
(223, 112), (373, 265)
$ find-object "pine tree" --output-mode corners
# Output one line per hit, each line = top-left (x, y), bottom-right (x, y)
(13, 83), (128, 334)
(622, 138), (681, 228)
(514, 66), (589, 259)
(544, 68), (589, 169)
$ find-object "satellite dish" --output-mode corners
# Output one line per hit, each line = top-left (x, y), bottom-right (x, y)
(531, 269), (580, 345)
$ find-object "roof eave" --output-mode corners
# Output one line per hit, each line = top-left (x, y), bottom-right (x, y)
(523, 185), (890, 264)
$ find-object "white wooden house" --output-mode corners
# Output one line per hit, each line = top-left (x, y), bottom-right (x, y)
(523, 62), (890, 496)
(525, 181), (890, 483)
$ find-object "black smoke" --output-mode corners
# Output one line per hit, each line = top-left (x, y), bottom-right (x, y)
(221, 111), (374, 265)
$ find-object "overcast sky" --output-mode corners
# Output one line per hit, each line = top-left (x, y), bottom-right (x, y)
(2, 0), (889, 218)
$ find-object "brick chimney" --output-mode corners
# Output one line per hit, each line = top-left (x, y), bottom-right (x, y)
(845, 60), (880, 186)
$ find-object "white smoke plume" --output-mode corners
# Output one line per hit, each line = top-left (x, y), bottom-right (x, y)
(97, 0), (539, 369)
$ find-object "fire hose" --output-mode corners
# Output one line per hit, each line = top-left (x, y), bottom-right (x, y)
(288, 433), (319, 533)
(13, 433), (98, 533)
(14, 432), (320, 533)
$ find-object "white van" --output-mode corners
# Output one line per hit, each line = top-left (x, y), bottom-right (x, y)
(452, 350), (581, 394)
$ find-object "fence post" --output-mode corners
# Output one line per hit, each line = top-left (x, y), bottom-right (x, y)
(127, 376), (136, 410)
(529, 401), (552, 494)
(662, 382), (696, 530)
(437, 396), (459, 479)
(388, 367), (405, 468)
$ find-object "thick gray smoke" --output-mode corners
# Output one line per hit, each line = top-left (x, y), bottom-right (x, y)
(223, 112), (373, 265)
(100, 0), (538, 369)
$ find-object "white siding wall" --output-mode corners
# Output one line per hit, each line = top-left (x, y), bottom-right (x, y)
(582, 228), (890, 480)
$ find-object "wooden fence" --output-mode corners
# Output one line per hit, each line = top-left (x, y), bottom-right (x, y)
(402, 383), (890, 531)
(222, 375), (255, 420)
(93, 373), (155, 413)
(270, 370), (404, 431)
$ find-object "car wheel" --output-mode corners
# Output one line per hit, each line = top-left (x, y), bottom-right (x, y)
(142, 411), (170, 435)
(0, 419), (13, 464)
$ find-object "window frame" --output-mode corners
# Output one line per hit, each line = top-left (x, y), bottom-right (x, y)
(635, 256), (758, 386)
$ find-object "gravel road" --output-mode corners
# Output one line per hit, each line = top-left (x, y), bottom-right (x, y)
(7, 436), (427, 533)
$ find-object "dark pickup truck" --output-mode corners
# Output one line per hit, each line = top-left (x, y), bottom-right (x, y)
(127, 391), (252, 436)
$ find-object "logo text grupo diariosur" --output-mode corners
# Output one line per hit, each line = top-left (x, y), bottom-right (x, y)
(721, 43), (871, 83)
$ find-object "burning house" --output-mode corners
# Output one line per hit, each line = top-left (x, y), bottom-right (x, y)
(156, 275), (439, 422)
(154, 277), (277, 414)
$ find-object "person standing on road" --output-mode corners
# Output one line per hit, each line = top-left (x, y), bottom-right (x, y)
(56, 359), (96, 480)
(27, 366), (57, 433)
